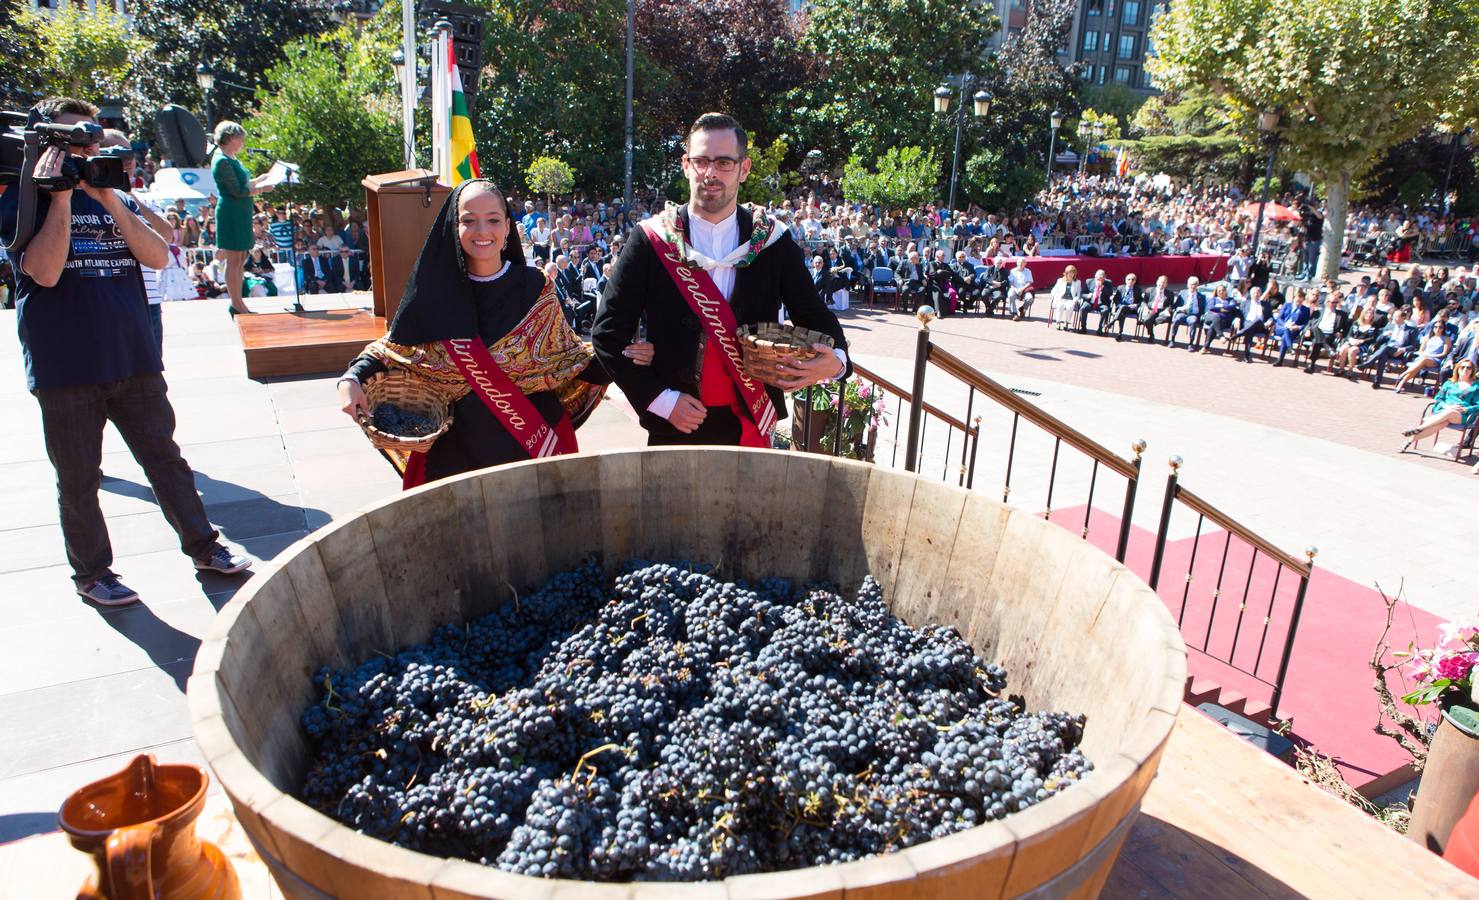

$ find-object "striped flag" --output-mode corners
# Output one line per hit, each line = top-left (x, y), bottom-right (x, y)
(448, 58), (480, 185)
(1116, 146), (1130, 179)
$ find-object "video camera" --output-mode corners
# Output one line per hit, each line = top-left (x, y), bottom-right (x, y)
(1, 107), (131, 252)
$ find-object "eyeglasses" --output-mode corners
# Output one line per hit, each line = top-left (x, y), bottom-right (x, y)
(685, 156), (742, 174)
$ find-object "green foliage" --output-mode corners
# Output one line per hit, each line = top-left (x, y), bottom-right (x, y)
(0, 0), (42, 106)
(526, 156), (576, 208)
(1117, 134), (1245, 183)
(474, 0), (631, 197)
(19, 4), (144, 100)
(1147, 0), (1479, 277)
(840, 146), (939, 210)
(1396, 171), (1436, 209)
(245, 31), (402, 208)
(786, 0), (995, 166)
(737, 139), (792, 207)
(1078, 109), (1123, 142)
(130, 0), (333, 128)
(1081, 84), (1148, 135)
(962, 149), (1042, 211)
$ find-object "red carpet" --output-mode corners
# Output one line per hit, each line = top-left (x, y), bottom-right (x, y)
(1046, 505), (1440, 790)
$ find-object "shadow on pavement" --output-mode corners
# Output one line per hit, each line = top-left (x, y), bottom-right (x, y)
(0, 811), (58, 844)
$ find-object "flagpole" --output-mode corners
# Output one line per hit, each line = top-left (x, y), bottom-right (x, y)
(400, 0), (416, 169)
(437, 21), (453, 186)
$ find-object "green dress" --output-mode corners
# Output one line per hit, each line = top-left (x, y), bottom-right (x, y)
(211, 150), (254, 252)
(1434, 379), (1479, 429)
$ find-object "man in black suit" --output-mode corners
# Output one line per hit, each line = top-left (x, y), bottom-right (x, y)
(1110, 272), (1144, 340)
(894, 250), (927, 310)
(974, 255), (1007, 316)
(579, 246), (604, 286)
(592, 112), (847, 445)
(950, 251), (985, 314)
(1074, 269), (1111, 334)
(334, 246), (363, 292)
(553, 253), (583, 303)
(924, 249), (962, 316)
(1302, 291), (1350, 373)
(299, 244), (329, 294)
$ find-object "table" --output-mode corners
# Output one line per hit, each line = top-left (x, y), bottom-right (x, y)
(5, 708), (1470, 898)
(1007, 254), (1229, 288)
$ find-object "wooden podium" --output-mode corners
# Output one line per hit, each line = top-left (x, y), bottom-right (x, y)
(362, 170), (450, 323)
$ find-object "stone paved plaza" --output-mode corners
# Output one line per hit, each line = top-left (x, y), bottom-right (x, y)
(1, 263), (1475, 851)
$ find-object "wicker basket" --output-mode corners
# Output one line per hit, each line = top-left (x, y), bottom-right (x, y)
(355, 368), (454, 454)
(737, 323), (835, 387)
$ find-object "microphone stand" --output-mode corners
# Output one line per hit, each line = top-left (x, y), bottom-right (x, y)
(246, 148), (306, 312)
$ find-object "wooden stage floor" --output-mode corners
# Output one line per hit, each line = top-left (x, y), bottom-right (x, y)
(235, 295), (383, 379)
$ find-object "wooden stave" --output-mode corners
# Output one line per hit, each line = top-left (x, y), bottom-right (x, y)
(190, 448), (1186, 899)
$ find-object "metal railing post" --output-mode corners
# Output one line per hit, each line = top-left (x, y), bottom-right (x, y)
(1147, 455), (1182, 591)
(903, 307), (935, 473)
(831, 377), (847, 457)
(1268, 546), (1318, 722)
(1115, 439), (1147, 563)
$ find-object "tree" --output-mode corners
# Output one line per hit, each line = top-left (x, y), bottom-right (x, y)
(245, 30), (402, 207)
(18, 4), (143, 101)
(840, 146), (940, 211)
(1148, 0), (1479, 279)
(130, 0), (334, 127)
(634, 0), (811, 144)
(1081, 84), (1148, 135)
(473, 0), (633, 197)
(737, 139), (793, 207)
(0, 0), (42, 107)
(786, 0), (995, 168)
(526, 156), (575, 214)
(962, 148), (1042, 211)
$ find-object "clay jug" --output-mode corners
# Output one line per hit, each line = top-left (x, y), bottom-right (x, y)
(58, 754), (240, 900)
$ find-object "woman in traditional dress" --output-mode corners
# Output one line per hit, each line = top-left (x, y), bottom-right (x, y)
(336, 179), (652, 488)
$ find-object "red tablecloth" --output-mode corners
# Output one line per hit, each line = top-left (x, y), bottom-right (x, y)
(1013, 254), (1228, 287)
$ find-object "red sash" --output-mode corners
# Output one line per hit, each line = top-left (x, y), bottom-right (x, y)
(400, 338), (574, 489)
(640, 221), (779, 437)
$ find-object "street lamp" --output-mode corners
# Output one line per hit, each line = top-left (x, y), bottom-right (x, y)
(195, 63), (215, 127)
(390, 49), (405, 89)
(1076, 120), (1091, 174)
(934, 79), (990, 213)
(1250, 108), (1282, 262)
(1046, 109), (1063, 187)
(1441, 127), (1472, 216)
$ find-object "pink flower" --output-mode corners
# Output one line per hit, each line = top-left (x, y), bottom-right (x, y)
(1439, 619), (1479, 648)
(1435, 652), (1477, 683)
(859, 384), (873, 399)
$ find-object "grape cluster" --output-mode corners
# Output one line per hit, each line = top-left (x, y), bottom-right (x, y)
(370, 402), (436, 436)
(298, 560), (1091, 881)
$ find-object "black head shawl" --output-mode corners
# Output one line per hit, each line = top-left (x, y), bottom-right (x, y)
(386, 178), (528, 345)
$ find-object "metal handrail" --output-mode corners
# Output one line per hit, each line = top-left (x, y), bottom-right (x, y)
(851, 360), (977, 435)
(1174, 485), (1311, 576)
(925, 343), (1138, 478)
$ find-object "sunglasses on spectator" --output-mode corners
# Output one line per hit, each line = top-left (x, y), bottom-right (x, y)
(684, 156), (743, 173)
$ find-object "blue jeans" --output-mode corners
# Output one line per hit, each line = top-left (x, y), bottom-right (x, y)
(147, 303), (163, 355)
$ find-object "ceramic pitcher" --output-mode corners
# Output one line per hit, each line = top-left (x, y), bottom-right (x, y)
(58, 754), (240, 900)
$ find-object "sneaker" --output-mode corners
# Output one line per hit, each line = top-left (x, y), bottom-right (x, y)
(78, 575), (140, 607)
(194, 546), (252, 575)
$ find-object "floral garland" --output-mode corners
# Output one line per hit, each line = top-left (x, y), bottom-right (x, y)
(648, 202), (785, 270)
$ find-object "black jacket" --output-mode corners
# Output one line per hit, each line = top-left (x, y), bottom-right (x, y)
(1112, 284), (1145, 308)
(592, 205), (849, 435)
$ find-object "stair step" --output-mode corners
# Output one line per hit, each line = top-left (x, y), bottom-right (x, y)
(1183, 677), (1223, 705)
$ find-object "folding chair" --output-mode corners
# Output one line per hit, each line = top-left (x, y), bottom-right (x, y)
(870, 267), (899, 311)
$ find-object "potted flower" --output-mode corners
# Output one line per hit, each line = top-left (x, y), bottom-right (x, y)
(1401, 619), (1479, 854)
(790, 380), (889, 461)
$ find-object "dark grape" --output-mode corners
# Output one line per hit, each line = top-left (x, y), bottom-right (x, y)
(371, 402), (436, 436)
(297, 560), (1092, 880)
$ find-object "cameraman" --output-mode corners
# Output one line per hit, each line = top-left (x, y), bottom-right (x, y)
(0, 97), (251, 607)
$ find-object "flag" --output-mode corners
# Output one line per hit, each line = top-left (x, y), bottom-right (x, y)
(1116, 147), (1130, 179)
(448, 57), (480, 186)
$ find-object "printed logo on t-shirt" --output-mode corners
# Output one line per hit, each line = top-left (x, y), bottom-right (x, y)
(67, 209), (137, 278)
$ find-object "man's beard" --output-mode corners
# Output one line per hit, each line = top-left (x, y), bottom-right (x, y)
(691, 178), (735, 213)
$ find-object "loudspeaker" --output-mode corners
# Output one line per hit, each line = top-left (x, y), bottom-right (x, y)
(155, 105), (209, 168)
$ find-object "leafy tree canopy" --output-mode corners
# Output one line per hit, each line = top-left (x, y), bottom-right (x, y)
(1148, 0), (1479, 276)
(245, 28), (402, 208)
(840, 146), (940, 210)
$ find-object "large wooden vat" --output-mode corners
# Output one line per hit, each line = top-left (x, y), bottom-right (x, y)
(189, 448), (1186, 899)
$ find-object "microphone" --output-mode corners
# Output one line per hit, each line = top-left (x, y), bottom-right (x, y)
(245, 147), (273, 157)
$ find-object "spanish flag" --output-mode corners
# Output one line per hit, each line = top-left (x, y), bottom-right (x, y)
(448, 57), (480, 186)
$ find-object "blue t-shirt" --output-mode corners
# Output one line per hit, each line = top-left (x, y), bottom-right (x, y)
(1, 189), (162, 390)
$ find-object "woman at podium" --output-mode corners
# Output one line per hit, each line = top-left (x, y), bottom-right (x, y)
(336, 180), (651, 488)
